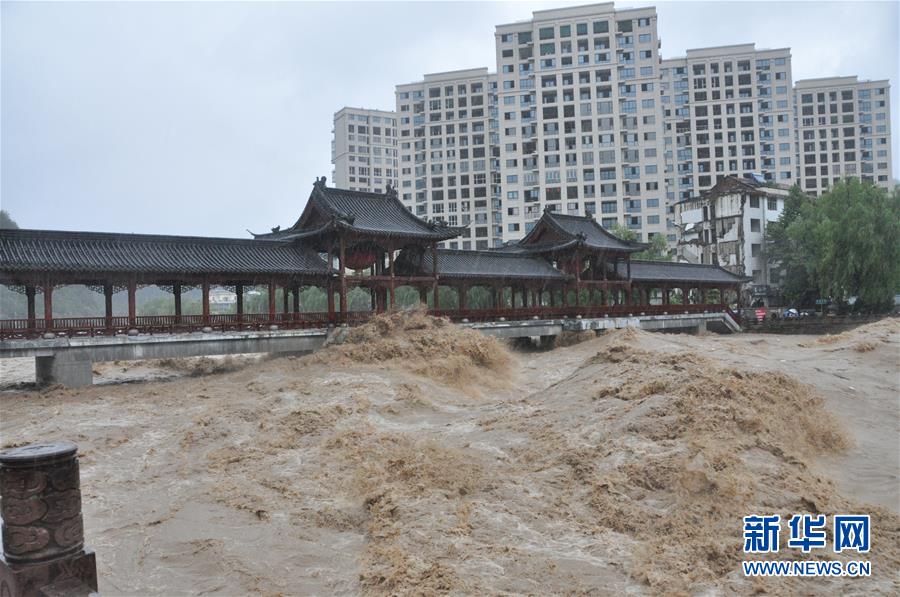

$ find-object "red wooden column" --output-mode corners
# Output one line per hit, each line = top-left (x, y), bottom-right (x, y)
(173, 283), (182, 324)
(431, 242), (439, 311)
(235, 284), (243, 322)
(388, 250), (396, 310)
(201, 281), (210, 325)
(104, 283), (113, 329)
(574, 250), (581, 308)
(265, 280), (276, 323)
(25, 285), (36, 332)
(127, 278), (136, 327)
(282, 284), (289, 314)
(459, 283), (468, 311)
(339, 237), (347, 317)
(327, 280), (335, 321)
(418, 286), (426, 305)
(42, 282), (53, 330)
(293, 285), (300, 320)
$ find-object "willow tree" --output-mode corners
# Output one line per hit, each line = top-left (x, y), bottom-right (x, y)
(775, 179), (900, 311)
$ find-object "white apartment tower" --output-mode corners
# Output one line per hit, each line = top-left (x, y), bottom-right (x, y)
(396, 69), (501, 249)
(661, 44), (795, 239)
(794, 77), (892, 194)
(495, 3), (668, 243)
(331, 107), (399, 193)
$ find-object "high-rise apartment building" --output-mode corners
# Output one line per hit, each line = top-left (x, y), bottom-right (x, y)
(336, 3), (894, 250)
(660, 44), (795, 237)
(396, 68), (502, 249)
(495, 3), (668, 243)
(331, 107), (399, 193)
(794, 77), (892, 194)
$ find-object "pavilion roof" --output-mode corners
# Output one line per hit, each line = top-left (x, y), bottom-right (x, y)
(512, 210), (646, 254)
(422, 249), (570, 281)
(618, 260), (749, 284)
(258, 178), (462, 243)
(0, 228), (330, 277)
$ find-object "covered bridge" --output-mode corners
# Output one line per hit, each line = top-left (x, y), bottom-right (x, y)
(0, 179), (747, 338)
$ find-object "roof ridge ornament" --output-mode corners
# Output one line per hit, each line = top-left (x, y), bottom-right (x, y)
(313, 176), (327, 190)
(384, 183), (398, 200)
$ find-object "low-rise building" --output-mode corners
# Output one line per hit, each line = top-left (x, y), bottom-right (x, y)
(673, 175), (789, 306)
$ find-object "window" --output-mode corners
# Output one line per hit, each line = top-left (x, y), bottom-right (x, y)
(593, 20), (609, 34)
(751, 243), (761, 257)
(750, 218), (761, 232)
(539, 26), (554, 39)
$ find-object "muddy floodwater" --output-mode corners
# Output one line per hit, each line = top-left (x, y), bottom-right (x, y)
(1, 313), (898, 595)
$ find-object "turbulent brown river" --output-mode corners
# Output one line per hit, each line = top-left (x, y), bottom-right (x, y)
(2, 313), (898, 595)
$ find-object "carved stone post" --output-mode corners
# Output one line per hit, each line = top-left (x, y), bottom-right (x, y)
(0, 442), (98, 596)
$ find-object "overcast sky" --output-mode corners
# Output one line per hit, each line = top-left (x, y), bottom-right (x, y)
(2, 0), (897, 237)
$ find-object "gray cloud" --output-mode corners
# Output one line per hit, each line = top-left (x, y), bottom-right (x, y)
(2, 1), (897, 237)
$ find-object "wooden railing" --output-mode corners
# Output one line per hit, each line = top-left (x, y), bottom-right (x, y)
(0, 303), (730, 340)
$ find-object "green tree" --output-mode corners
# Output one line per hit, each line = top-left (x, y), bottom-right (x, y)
(765, 185), (816, 306)
(1, 210), (19, 229)
(771, 179), (900, 312)
(610, 223), (672, 261)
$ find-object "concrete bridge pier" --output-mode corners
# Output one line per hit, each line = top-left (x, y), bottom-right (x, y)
(36, 353), (93, 387)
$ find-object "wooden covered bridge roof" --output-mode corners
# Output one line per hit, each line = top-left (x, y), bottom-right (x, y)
(0, 228), (330, 278)
(402, 248), (570, 281)
(0, 180), (749, 289)
(618, 260), (749, 284)
(506, 210), (647, 254)
(255, 178), (461, 244)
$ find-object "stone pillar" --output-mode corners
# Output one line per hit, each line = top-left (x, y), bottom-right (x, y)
(0, 442), (98, 596)
(35, 355), (93, 388)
